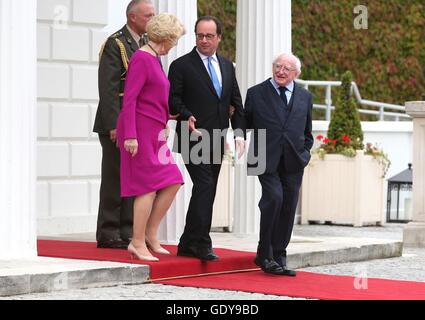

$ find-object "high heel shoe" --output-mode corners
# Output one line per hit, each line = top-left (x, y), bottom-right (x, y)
(128, 242), (159, 262)
(145, 238), (171, 255)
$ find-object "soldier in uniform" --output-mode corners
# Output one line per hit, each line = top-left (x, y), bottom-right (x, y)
(93, 0), (155, 249)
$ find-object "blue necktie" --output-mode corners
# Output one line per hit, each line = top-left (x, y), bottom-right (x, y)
(208, 56), (222, 97)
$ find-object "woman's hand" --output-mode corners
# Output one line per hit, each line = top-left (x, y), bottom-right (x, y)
(124, 139), (138, 157)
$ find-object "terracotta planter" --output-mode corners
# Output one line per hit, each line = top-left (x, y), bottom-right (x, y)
(301, 151), (385, 227)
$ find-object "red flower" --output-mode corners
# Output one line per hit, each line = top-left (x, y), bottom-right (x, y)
(342, 135), (350, 142)
(316, 135), (324, 141)
(333, 140), (337, 146)
(323, 138), (330, 143)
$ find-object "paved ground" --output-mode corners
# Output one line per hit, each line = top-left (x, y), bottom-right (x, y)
(3, 224), (423, 300)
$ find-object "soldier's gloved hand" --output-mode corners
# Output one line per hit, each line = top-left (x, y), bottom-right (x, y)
(110, 129), (117, 143)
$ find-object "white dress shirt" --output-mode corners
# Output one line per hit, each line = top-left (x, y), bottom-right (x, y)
(126, 24), (142, 47)
(270, 78), (294, 104)
(196, 49), (223, 87)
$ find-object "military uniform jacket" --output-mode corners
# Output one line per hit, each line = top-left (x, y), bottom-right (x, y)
(93, 26), (147, 134)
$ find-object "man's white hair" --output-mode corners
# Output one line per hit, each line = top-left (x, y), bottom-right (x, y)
(273, 52), (302, 77)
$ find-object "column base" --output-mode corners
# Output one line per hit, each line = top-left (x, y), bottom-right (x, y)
(403, 222), (425, 247)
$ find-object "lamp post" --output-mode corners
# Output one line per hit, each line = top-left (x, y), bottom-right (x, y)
(387, 164), (413, 223)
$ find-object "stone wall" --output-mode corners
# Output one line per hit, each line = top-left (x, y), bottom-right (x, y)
(36, 0), (109, 234)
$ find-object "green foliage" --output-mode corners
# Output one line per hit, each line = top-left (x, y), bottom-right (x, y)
(292, 0), (425, 109)
(365, 143), (391, 177)
(328, 71), (364, 150)
(198, 0), (237, 61)
(196, 0), (424, 110)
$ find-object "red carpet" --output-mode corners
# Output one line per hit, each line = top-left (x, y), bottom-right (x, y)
(37, 240), (425, 300)
(157, 270), (425, 300)
(37, 240), (257, 280)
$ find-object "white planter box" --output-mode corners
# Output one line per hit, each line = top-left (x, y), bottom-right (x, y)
(301, 151), (385, 227)
(212, 159), (235, 231)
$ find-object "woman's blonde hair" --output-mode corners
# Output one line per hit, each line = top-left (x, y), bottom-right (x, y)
(146, 13), (185, 46)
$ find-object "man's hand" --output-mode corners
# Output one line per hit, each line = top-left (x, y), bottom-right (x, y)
(110, 129), (117, 143)
(229, 105), (235, 118)
(124, 139), (138, 157)
(188, 116), (202, 136)
(235, 140), (245, 159)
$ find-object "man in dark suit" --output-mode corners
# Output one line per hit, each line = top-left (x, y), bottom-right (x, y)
(93, 0), (155, 249)
(168, 16), (246, 261)
(245, 53), (313, 275)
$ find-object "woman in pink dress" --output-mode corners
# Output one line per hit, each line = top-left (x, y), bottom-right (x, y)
(117, 13), (185, 261)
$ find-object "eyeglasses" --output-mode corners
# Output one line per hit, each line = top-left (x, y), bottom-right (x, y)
(274, 64), (297, 73)
(196, 33), (217, 41)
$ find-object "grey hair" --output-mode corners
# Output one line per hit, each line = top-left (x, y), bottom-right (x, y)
(126, 0), (152, 18)
(273, 52), (302, 77)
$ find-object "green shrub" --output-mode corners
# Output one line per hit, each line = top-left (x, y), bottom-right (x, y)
(327, 71), (364, 151)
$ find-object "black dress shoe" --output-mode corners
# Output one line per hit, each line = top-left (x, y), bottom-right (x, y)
(97, 238), (129, 249)
(280, 266), (297, 277)
(273, 254), (296, 276)
(254, 256), (295, 276)
(177, 246), (219, 261)
(197, 248), (219, 261)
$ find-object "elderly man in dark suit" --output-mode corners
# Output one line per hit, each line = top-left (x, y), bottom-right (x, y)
(245, 53), (313, 275)
(93, 0), (155, 249)
(168, 16), (246, 261)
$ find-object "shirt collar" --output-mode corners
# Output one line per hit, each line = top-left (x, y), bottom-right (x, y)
(196, 48), (218, 62)
(126, 24), (141, 44)
(270, 78), (294, 92)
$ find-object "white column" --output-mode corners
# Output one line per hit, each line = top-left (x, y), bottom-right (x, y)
(234, 0), (292, 234)
(152, 0), (198, 243)
(404, 101), (425, 247)
(0, 0), (37, 259)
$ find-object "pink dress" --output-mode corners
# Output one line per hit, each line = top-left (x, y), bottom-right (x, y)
(117, 50), (183, 197)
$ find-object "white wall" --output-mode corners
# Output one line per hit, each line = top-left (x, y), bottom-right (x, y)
(104, 0), (127, 34)
(36, 0), (110, 235)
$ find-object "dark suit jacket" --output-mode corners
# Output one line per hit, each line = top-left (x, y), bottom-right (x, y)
(245, 79), (313, 175)
(168, 47), (245, 154)
(93, 26), (143, 134)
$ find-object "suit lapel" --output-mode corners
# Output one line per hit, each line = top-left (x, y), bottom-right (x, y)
(217, 55), (228, 99)
(189, 49), (218, 98)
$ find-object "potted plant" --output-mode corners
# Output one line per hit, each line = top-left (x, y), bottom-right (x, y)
(301, 71), (390, 227)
